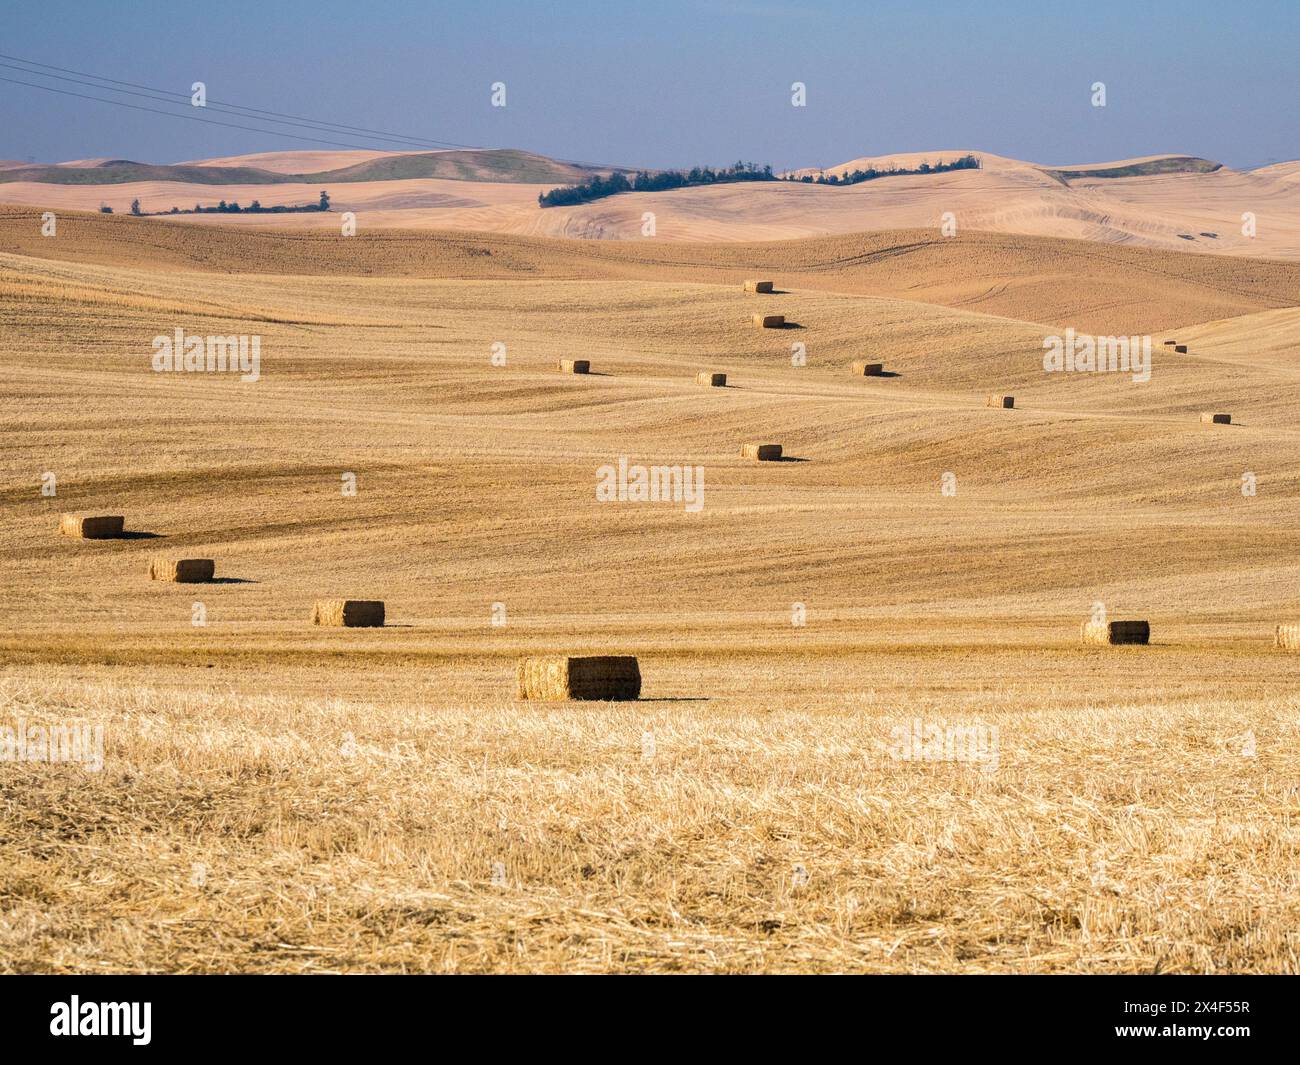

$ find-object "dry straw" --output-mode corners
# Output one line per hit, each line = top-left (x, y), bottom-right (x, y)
(696, 372), (727, 386)
(558, 359), (590, 374)
(987, 395), (1015, 409)
(1082, 620), (1150, 645)
(742, 443), (783, 461)
(516, 655), (642, 701)
(1274, 624), (1300, 650)
(743, 280), (774, 293)
(149, 558), (215, 583)
(852, 362), (884, 376)
(753, 314), (784, 329)
(60, 514), (124, 539)
(312, 599), (385, 627)
(1201, 412), (1231, 424)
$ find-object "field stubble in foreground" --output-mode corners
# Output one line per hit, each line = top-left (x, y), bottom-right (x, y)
(1, 671), (1296, 974)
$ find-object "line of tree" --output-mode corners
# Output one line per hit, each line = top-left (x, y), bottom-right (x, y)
(539, 162), (775, 207)
(786, 154), (980, 186)
(136, 191), (333, 216)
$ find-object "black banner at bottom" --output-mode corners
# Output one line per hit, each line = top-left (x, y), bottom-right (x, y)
(0, 974), (1287, 1053)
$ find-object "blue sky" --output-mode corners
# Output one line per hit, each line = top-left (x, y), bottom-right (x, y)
(1, 0), (1296, 170)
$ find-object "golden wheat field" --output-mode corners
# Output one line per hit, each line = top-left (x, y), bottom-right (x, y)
(2, 205), (1300, 974)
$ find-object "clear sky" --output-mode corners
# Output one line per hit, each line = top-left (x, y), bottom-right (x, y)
(1, 0), (1296, 171)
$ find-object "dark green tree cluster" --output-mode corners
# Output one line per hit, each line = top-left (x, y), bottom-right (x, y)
(148, 192), (332, 217)
(787, 154), (979, 186)
(539, 162), (775, 208)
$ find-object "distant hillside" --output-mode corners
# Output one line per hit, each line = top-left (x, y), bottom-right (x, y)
(0, 160), (300, 185)
(307, 149), (602, 184)
(1044, 156), (1222, 180)
(0, 149), (611, 187)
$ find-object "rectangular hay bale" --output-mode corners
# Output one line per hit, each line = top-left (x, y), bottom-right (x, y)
(741, 443), (783, 461)
(852, 361), (884, 376)
(60, 514), (125, 539)
(1274, 624), (1300, 650)
(753, 314), (784, 328)
(987, 395), (1015, 409)
(149, 558), (215, 583)
(312, 599), (385, 627)
(516, 655), (642, 701)
(1082, 620), (1150, 645)
(696, 371), (727, 386)
(1201, 412), (1231, 424)
(743, 280), (774, 293)
(1174, 344), (1188, 353)
(558, 359), (590, 374)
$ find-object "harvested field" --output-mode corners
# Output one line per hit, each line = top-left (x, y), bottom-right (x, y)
(3, 215), (1300, 974)
(8, 206), (1300, 334)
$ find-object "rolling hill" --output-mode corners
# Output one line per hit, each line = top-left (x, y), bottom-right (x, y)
(3, 147), (1299, 258)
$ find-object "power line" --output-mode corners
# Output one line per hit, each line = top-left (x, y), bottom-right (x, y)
(0, 52), (631, 171)
(0, 60), (460, 151)
(0, 75), (428, 153)
(0, 52), (487, 151)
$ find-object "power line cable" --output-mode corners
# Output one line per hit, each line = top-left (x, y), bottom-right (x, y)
(0, 75), (427, 152)
(0, 51), (632, 170)
(0, 53), (485, 150)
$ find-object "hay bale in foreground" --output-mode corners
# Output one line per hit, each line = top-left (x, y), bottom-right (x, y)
(743, 280), (774, 293)
(696, 371), (727, 386)
(1174, 344), (1188, 353)
(753, 314), (784, 329)
(1274, 624), (1300, 650)
(852, 361), (884, 376)
(742, 443), (783, 461)
(1201, 412), (1232, 424)
(558, 359), (590, 374)
(516, 655), (642, 701)
(312, 599), (385, 627)
(1082, 620), (1150, 645)
(149, 558), (215, 583)
(987, 395), (1015, 409)
(60, 514), (125, 539)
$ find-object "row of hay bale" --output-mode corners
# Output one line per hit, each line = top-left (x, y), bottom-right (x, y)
(747, 279), (896, 376)
(744, 283), (785, 356)
(562, 360), (731, 386)
(60, 515), (1300, 654)
(558, 279), (890, 386)
(984, 396), (1233, 423)
(63, 515), (218, 582)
